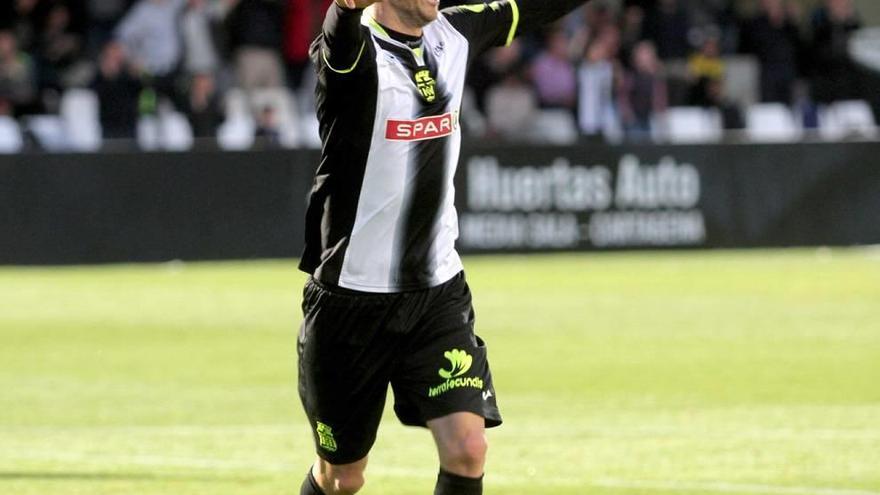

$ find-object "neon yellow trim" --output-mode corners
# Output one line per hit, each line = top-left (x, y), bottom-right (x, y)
(450, 1), (517, 45)
(367, 17), (390, 38)
(506, 0), (520, 46)
(458, 4), (487, 13)
(322, 41), (365, 74)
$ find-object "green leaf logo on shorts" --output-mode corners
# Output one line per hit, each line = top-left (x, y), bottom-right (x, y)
(429, 349), (483, 398)
(438, 349), (473, 379)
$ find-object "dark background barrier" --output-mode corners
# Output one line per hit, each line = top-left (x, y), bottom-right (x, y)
(455, 142), (880, 252)
(0, 150), (319, 264)
(1, 142), (878, 265)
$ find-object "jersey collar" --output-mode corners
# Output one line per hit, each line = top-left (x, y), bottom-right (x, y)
(362, 10), (428, 65)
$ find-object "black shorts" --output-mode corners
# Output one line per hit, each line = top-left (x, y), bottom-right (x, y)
(297, 271), (502, 465)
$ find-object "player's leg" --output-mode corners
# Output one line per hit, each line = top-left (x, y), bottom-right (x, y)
(300, 456), (369, 495)
(427, 412), (487, 495)
(297, 279), (401, 495)
(390, 273), (502, 495)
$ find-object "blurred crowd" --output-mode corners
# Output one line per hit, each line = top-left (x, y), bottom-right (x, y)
(471, 0), (867, 141)
(0, 0), (330, 144)
(0, 0), (871, 147)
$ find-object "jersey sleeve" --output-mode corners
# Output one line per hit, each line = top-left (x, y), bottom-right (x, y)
(442, 1), (520, 55)
(443, 0), (591, 56)
(313, 3), (369, 75)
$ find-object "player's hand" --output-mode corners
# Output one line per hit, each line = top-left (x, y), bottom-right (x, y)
(336, 0), (382, 9)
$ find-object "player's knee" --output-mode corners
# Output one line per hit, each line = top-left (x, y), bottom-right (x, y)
(444, 431), (488, 475)
(326, 469), (365, 495)
(330, 470), (365, 495)
(317, 461), (367, 495)
(462, 431), (489, 467)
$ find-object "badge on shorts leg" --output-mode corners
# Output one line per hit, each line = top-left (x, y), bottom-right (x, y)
(427, 349), (484, 398)
(316, 421), (338, 452)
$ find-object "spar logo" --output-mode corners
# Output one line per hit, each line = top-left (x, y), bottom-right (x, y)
(428, 349), (483, 398)
(385, 111), (458, 142)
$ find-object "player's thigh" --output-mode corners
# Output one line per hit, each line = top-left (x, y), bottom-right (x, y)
(298, 279), (400, 464)
(390, 274), (502, 429)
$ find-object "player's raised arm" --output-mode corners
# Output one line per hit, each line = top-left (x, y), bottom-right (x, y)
(317, 0), (384, 74)
(515, 0), (592, 34)
(442, 0), (591, 57)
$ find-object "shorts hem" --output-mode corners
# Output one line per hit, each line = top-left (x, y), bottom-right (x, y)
(314, 448), (371, 466)
(396, 405), (503, 429)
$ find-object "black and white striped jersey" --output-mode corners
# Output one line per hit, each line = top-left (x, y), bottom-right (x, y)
(300, 0), (588, 293)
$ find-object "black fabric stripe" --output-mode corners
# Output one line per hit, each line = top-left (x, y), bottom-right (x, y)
(443, 2), (512, 60)
(299, 29), (379, 285)
(374, 38), (453, 287)
(374, 38), (416, 68)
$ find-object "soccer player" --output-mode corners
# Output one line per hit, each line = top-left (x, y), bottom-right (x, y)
(297, 0), (591, 494)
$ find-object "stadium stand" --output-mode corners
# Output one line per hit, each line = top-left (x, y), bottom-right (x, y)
(745, 102), (802, 142)
(24, 114), (67, 151)
(0, 0), (878, 151)
(0, 115), (24, 153)
(819, 99), (878, 140)
(661, 106), (724, 144)
(59, 88), (102, 151)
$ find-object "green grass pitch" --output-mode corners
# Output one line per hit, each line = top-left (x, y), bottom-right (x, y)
(1, 249), (879, 495)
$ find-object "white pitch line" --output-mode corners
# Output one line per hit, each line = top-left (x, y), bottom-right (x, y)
(2, 450), (879, 495)
(2, 424), (879, 440)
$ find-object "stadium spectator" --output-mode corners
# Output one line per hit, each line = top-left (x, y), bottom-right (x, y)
(284, 0), (313, 91)
(687, 31), (724, 105)
(85, 0), (134, 56)
(581, 1), (616, 57)
(0, 0), (875, 147)
(254, 104), (281, 147)
(181, 0), (222, 76)
(466, 38), (523, 115)
(740, 0), (804, 104)
(555, 3), (588, 64)
(226, 0), (285, 90)
(486, 60), (538, 139)
(620, 40), (667, 140)
(810, 0), (862, 103)
(619, 4), (646, 66)
(184, 72), (223, 138)
(641, 0), (692, 60)
(91, 41), (142, 139)
(0, 95), (12, 117)
(688, 0), (739, 54)
(577, 25), (621, 138)
(688, 30), (723, 83)
(5, 0), (42, 52)
(0, 29), (37, 115)
(698, 77), (744, 130)
(530, 29), (577, 110)
(115, 0), (186, 86)
(583, 1), (615, 37)
(792, 80), (820, 129)
(35, 3), (84, 92)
